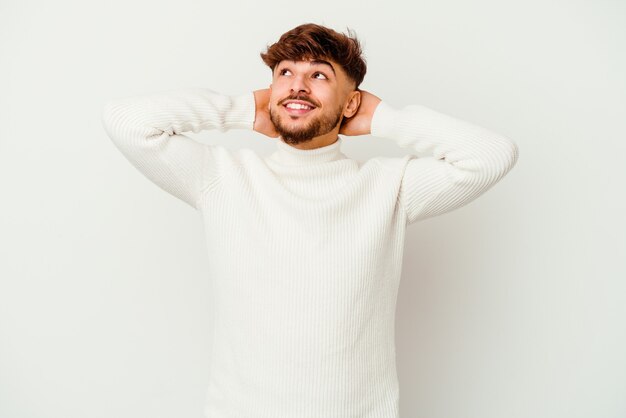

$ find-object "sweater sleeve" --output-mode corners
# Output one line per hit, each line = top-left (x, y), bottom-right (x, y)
(101, 88), (256, 210)
(370, 101), (519, 226)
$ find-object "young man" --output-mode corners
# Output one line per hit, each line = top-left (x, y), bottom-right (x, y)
(102, 23), (518, 418)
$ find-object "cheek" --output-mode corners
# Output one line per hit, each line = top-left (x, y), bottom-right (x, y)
(269, 92), (281, 107)
(272, 78), (288, 90)
(270, 85), (288, 102)
(321, 94), (342, 111)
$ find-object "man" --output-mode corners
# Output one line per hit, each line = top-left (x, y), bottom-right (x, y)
(102, 23), (518, 418)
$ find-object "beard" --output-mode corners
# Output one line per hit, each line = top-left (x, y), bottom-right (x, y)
(269, 102), (344, 145)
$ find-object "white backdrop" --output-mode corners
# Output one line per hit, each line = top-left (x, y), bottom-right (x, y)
(1, 0), (625, 417)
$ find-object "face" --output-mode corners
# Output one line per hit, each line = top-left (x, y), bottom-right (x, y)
(268, 58), (359, 146)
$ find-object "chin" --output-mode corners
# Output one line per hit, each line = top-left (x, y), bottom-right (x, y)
(280, 134), (315, 145)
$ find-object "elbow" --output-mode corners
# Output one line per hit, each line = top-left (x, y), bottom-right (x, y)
(101, 101), (115, 142)
(456, 135), (519, 188)
(101, 99), (123, 138)
(483, 135), (519, 185)
(101, 99), (153, 145)
(101, 99), (143, 151)
(500, 135), (520, 174)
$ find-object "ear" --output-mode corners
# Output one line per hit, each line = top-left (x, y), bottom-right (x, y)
(343, 90), (361, 118)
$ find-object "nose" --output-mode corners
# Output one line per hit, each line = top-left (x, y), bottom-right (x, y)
(289, 73), (310, 94)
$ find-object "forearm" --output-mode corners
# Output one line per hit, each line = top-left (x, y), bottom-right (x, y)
(370, 101), (519, 224)
(101, 88), (256, 210)
(371, 101), (518, 178)
(101, 88), (255, 140)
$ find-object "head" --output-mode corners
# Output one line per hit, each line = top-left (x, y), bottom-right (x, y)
(260, 23), (367, 147)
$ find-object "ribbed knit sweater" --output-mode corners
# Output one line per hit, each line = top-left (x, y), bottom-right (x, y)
(101, 88), (518, 418)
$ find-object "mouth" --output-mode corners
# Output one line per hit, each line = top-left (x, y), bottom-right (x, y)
(282, 101), (317, 116)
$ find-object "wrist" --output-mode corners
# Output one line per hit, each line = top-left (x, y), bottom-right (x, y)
(370, 101), (396, 138)
(226, 91), (257, 130)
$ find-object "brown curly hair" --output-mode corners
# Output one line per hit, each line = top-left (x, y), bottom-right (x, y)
(260, 23), (367, 90)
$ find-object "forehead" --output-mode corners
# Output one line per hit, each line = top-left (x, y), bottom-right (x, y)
(276, 59), (341, 77)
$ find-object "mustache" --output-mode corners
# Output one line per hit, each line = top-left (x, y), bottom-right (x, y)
(279, 93), (319, 108)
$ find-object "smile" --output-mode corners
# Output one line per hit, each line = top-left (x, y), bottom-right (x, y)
(283, 101), (316, 116)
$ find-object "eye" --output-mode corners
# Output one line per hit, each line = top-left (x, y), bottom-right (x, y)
(313, 72), (327, 80)
(279, 68), (292, 76)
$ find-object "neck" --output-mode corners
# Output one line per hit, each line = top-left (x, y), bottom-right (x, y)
(269, 136), (346, 166)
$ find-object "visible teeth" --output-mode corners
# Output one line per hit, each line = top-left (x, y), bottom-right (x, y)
(286, 103), (312, 110)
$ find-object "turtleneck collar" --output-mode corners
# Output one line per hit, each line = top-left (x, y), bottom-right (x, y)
(268, 136), (346, 166)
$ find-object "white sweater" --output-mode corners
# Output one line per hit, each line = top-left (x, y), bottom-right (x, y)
(101, 88), (518, 418)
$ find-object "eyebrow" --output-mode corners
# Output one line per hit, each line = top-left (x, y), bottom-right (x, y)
(283, 59), (336, 76)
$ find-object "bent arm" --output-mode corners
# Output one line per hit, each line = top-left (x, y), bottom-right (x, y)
(101, 88), (256, 210)
(371, 101), (519, 225)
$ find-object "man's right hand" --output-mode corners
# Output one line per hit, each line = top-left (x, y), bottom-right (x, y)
(253, 89), (280, 138)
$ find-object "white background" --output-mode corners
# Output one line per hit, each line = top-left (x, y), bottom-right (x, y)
(1, 0), (625, 417)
